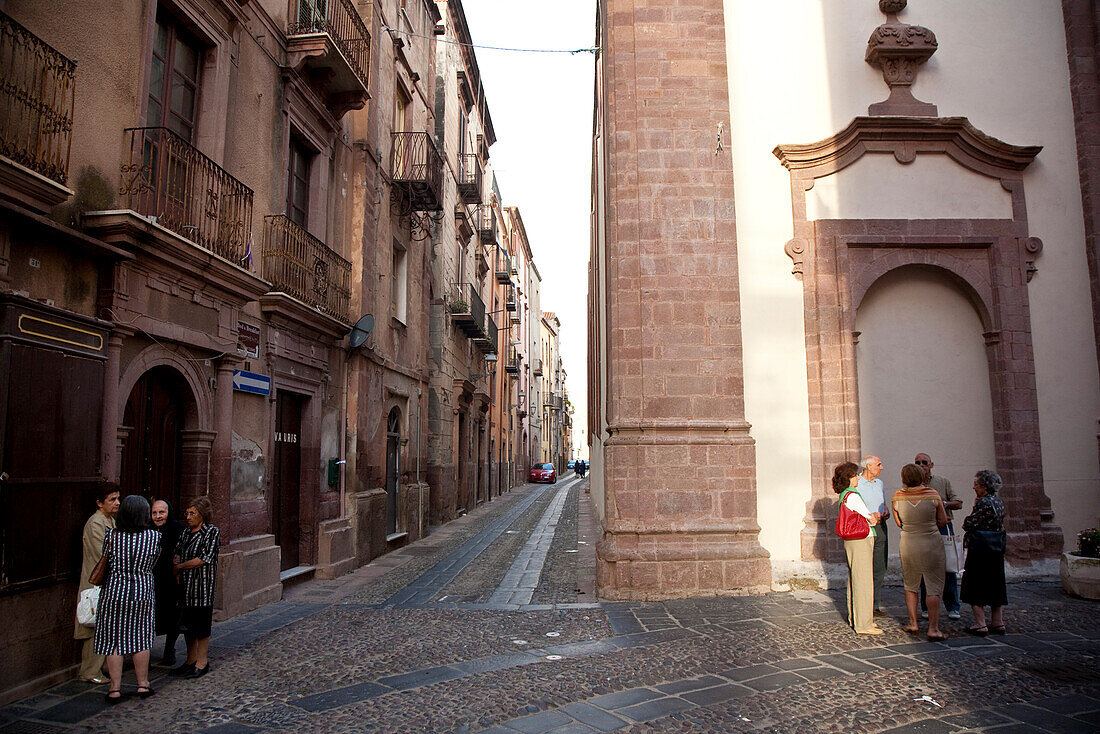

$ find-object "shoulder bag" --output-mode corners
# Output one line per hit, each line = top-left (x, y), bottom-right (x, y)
(836, 489), (871, 540)
(76, 586), (100, 626)
(88, 533), (113, 586)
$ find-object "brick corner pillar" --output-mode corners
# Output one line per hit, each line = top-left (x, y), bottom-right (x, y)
(595, 0), (772, 600)
(211, 355), (243, 539)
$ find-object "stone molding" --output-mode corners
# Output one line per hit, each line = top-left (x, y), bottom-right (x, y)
(775, 116), (1061, 565)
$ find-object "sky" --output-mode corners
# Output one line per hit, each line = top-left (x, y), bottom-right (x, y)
(461, 0), (596, 459)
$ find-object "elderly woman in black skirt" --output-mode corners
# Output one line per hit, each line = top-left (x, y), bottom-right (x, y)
(94, 495), (161, 702)
(171, 496), (220, 679)
(151, 499), (183, 665)
(961, 469), (1008, 636)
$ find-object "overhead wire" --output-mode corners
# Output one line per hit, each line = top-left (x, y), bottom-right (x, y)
(382, 26), (599, 55)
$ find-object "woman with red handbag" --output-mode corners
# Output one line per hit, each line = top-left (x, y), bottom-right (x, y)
(834, 462), (882, 635)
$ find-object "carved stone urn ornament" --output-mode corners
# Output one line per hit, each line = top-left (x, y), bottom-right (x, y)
(866, 0), (938, 116)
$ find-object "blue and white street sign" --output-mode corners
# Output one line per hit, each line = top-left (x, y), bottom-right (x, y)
(232, 370), (271, 396)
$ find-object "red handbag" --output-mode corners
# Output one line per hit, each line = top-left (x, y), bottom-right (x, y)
(836, 489), (871, 540)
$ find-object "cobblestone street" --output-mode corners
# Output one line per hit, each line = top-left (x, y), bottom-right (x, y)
(4, 476), (1099, 734)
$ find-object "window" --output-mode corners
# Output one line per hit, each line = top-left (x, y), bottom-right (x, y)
(147, 15), (202, 140)
(287, 136), (311, 228)
(392, 240), (407, 323)
(394, 85), (411, 133)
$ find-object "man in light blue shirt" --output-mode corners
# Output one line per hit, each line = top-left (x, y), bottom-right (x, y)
(856, 454), (889, 614)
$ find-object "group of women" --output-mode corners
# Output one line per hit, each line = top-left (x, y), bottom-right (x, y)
(834, 462), (1008, 640)
(76, 489), (220, 702)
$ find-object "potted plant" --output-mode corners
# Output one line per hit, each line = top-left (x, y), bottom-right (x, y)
(1060, 527), (1100, 600)
(448, 298), (469, 314)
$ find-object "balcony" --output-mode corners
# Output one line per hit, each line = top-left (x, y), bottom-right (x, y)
(286, 0), (371, 117)
(504, 346), (520, 375)
(392, 131), (444, 211)
(505, 283), (517, 312)
(448, 282), (485, 339)
(494, 244), (512, 284)
(457, 153), (482, 204)
(474, 312), (498, 356)
(476, 203), (495, 244)
(0, 12), (76, 206)
(532, 358), (543, 376)
(119, 127), (253, 263)
(261, 214), (351, 322)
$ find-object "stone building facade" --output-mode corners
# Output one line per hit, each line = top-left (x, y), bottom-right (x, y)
(0, 0), (562, 704)
(589, 0), (1100, 599)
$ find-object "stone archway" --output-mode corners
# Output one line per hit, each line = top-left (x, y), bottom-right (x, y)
(775, 116), (1062, 565)
(117, 345), (214, 510)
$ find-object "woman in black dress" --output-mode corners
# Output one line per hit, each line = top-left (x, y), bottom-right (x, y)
(151, 499), (183, 665)
(93, 495), (160, 702)
(960, 469), (1008, 635)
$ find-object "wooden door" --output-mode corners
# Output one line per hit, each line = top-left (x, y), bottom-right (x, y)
(273, 392), (302, 571)
(121, 367), (184, 511)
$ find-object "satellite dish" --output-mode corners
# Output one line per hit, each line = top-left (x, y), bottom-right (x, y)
(348, 314), (375, 349)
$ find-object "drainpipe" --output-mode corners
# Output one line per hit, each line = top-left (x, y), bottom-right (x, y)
(339, 353), (349, 519)
(417, 386), (423, 538)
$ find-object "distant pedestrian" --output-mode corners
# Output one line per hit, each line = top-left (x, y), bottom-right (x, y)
(892, 464), (948, 641)
(856, 454), (889, 613)
(915, 452), (963, 620)
(94, 495), (161, 702)
(961, 470), (1008, 636)
(151, 499), (183, 665)
(74, 483), (119, 684)
(833, 462), (882, 635)
(171, 496), (220, 679)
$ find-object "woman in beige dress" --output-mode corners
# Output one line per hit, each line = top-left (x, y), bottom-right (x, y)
(892, 463), (948, 640)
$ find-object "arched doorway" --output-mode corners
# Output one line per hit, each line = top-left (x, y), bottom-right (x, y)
(386, 408), (400, 535)
(120, 366), (191, 511)
(855, 266), (996, 556)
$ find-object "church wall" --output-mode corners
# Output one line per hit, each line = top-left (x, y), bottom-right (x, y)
(725, 0), (1100, 564)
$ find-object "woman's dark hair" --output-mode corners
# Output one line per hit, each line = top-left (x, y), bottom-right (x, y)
(974, 469), (1002, 495)
(188, 496), (214, 524)
(832, 462), (860, 494)
(95, 482), (120, 504)
(116, 495), (151, 532)
(901, 464), (925, 487)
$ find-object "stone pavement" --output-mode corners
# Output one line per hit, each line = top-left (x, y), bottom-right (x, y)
(2, 475), (1098, 733)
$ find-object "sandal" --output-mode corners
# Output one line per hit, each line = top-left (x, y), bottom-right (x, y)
(136, 685), (155, 699)
(964, 626), (988, 637)
(989, 624), (1006, 635)
(105, 689), (123, 704)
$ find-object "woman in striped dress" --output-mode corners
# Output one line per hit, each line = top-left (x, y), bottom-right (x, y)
(171, 496), (220, 679)
(94, 495), (161, 702)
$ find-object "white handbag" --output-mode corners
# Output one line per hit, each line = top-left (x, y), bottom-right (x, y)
(943, 530), (962, 574)
(76, 586), (100, 626)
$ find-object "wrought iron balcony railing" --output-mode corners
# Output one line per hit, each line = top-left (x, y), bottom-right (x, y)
(457, 153), (482, 204)
(494, 244), (511, 284)
(120, 127), (253, 263)
(474, 312), (497, 355)
(0, 12), (76, 185)
(262, 214), (351, 322)
(504, 346), (519, 375)
(448, 281), (486, 339)
(288, 0), (371, 89)
(391, 131), (443, 211)
(505, 283), (517, 312)
(476, 203), (495, 244)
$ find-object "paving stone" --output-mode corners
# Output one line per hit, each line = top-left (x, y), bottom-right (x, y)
(679, 683), (754, 706)
(545, 725), (596, 734)
(815, 653), (880, 674)
(869, 655), (922, 670)
(771, 657), (821, 671)
(376, 665), (465, 690)
(655, 676), (726, 695)
(879, 719), (961, 733)
(848, 647), (903, 659)
(31, 693), (109, 724)
(289, 681), (392, 712)
(616, 697), (692, 722)
(997, 703), (1098, 732)
(588, 689), (663, 710)
(558, 702), (628, 732)
(720, 663), (780, 681)
(198, 724), (264, 734)
(795, 667), (846, 682)
(939, 710), (1012, 728)
(506, 710), (573, 733)
(740, 672), (806, 691)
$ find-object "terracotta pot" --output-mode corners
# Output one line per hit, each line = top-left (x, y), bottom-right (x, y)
(1060, 552), (1100, 600)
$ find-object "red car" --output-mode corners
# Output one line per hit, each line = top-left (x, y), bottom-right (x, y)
(529, 463), (557, 483)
